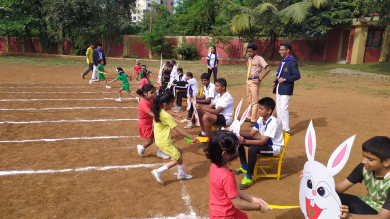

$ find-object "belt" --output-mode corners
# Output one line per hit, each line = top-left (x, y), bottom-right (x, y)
(248, 77), (258, 80)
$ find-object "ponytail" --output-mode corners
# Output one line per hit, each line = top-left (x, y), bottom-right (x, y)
(136, 84), (155, 97)
(152, 87), (175, 122)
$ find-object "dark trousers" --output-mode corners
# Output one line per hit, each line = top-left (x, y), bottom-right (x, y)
(238, 137), (273, 176)
(338, 193), (378, 215)
(82, 63), (94, 76)
(208, 68), (217, 83)
(176, 91), (187, 107)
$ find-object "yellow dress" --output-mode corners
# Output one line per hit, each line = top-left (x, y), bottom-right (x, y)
(153, 109), (180, 160)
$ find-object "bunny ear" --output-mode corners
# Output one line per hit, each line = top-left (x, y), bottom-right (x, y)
(305, 120), (316, 161)
(234, 99), (243, 121)
(239, 104), (252, 125)
(327, 135), (356, 176)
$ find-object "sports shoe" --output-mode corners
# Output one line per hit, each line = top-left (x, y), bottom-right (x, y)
(115, 98), (122, 103)
(180, 118), (192, 123)
(198, 132), (206, 137)
(177, 173), (193, 180)
(249, 122), (255, 127)
(234, 167), (247, 175)
(137, 81), (141, 84)
(151, 169), (163, 184)
(172, 106), (179, 110)
(89, 80), (93, 85)
(174, 107), (183, 113)
(137, 145), (145, 157)
(238, 176), (253, 190)
(136, 97), (141, 103)
(157, 151), (170, 159)
(106, 85), (111, 89)
(185, 123), (196, 129)
(81, 73), (84, 79)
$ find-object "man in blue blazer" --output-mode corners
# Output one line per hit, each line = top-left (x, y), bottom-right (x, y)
(272, 42), (301, 133)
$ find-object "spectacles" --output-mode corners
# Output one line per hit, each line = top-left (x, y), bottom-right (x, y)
(279, 49), (286, 52)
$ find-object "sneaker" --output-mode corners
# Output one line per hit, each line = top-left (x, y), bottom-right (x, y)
(115, 98), (122, 103)
(137, 81), (141, 84)
(151, 169), (163, 184)
(173, 106), (179, 110)
(157, 151), (170, 159)
(238, 176), (253, 190)
(137, 145), (145, 157)
(185, 123), (196, 129)
(198, 132), (206, 137)
(249, 122), (255, 127)
(180, 118), (192, 123)
(234, 167), (247, 175)
(177, 173), (193, 180)
(245, 118), (251, 122)
(89, 80), (93, 85)
(174, 107), (183, 113)
(106, 85), (111, 89)
(81, 73), (84, 79)
(136, 97), (141, 103)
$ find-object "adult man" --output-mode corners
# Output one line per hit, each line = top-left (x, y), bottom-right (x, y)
(272, 42), (301, 133)
(245, 43), (271, 127)
(90, 43), (106, 83)
(81, 42), (95, 79)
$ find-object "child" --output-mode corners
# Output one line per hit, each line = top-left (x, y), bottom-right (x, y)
(136, 84), (170, 159)
(234, 97), (284, 190)
(133, 60), (141, 84)
(205, 130), (272, 219)
(139, 70), (152, 90)
(139, 65), (152, 80)
(162, 63), (173, 85)
(150, 89), (197, 184)
(107, 67), (138, 102)
(89, 59), (111, 89)
(174, 72), (198, 113)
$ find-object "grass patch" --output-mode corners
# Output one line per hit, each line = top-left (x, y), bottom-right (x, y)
(296, 81), (316, 90)
(360, 87), (390, 97)
(330, 80), (346, 83)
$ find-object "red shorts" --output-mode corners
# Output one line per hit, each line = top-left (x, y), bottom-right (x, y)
(138, 121), (153, 139)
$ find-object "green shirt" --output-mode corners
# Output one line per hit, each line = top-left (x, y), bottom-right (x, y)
(360, 168), (390, 212)
(140, 71), (144, 79)
(97, 64), (104, 73)
(116, 73), (129, 85)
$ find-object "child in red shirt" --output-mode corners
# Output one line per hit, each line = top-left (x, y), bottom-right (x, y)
(205, 130), (272, 219)
(139, 70), (152, 90)
(133, 60), (141, 84)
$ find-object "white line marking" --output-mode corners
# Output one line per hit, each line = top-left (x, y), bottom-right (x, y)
(0, 98), (135, 102)
(1, 92), (114, 94)
(0, 163), (161, 176)
(0, 136), (139, 143)
(0, 106), (137, 111)
(0, 118), (139, 124)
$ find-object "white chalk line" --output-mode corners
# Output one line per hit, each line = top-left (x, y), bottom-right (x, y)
(0, 106), (137, 111)
(0, 163), (161, 176)
(1, 91), (115, 94)
(0, 135), (139, 143)
(0, 98), (136, 102)
(0, 118), (139, 124)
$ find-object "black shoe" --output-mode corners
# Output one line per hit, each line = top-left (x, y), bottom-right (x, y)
(81, 73), (85, 79)
(198, 132), (205, 137)
(244, 118), (251, 122)
(249, 122), (255, 127)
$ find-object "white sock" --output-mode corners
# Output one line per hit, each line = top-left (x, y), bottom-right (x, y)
(178, 164), (185, 176)
(156, 165), (168, 175)
(201, 131), (206, 136)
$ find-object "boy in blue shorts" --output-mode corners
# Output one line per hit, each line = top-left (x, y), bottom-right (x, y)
(90, 59), (111, 89)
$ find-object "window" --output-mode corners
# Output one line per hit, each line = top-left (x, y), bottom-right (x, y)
(148, 3), (151, 7)
(161, 1), (163, 4)
(133, 16), (136, 20)
(366, 29), (383, 48)
(171, 2), (173, 5)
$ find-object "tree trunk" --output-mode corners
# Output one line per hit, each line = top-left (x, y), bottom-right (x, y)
(25, 26), (36, 53)
(106, 38), (113, 57)
(268, 31), (276, 60)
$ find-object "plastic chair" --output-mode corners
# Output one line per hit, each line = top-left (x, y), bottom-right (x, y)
(253, 131), (291, 181)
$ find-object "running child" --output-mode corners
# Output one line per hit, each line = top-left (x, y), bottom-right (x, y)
(89, 59), (111, 89)
(107, 67), (138, 102)
(139, 70), (152, 90)
(133, 60), (141, 84)
(136, 84), (170, 159)
(139, 65), (152, 80)
(150, 89), (197, 184)
(205, 130), (272, 218)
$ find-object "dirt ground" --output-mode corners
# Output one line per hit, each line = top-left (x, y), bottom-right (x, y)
(0, 62), (389, 219)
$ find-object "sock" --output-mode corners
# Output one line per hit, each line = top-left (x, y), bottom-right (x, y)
(242, 163), (248, 170)
(156, 165), (168, 175)
(245, 174), (252, 180)
(201, 131), (206, 136)
(178, 164), (185, 176)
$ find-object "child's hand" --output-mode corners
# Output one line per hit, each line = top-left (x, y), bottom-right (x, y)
(191, 135), (197, 143)
(176, 114), (182, 118)
(252, 197), (268, 206)
(129, 77), (132, 81)
(272, 83), (276, 89)
(339, 205), (349, 218)
(238, 136), (245, 144)
(259, 205), (273, 213)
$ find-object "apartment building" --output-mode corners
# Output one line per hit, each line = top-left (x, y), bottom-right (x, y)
(132, 0), (174, 22)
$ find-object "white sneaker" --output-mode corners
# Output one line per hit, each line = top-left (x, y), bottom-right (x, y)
(185, 123), (196, 129)
(137, 81), (141, 84)
(137, 145), (145, 157)
(177, 173), (193, 180)
(115, 98), (122, 103)
(136, 97), (141, 103)
(174, 107), (183, 113)
(157, 151), (170, 159)
(106, 85), (111, 89)
(180, 118), (192, 123)
(89, 80), (93, 85)
(151, 169), (163, 184)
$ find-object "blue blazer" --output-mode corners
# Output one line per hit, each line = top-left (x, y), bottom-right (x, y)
(273, 59), (301, 95)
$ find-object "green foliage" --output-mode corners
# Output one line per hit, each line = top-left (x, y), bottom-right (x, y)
(176, 43), (198, 60)
(353, 0), (390, 28)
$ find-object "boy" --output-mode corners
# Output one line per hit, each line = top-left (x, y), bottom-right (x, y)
(183, 73), (217, 129)
(81, 42), (95, 79)
(245, 43), (271, 127)
(162, 63), (173, 85)
(89, 59), (111, 89)
(334, 136), (390, 218)
(92, 43), (106, 81)
(196, 78), (234, 146)
(234, 97), (284, 190)
(175, 72), (198, 113)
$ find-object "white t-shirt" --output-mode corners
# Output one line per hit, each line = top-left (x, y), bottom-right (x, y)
(212, 91), (234, 125)
(187, 78), (199, 95)
(207, 53), (219, 68)
(253, 114), (284, 155)
(203, 82), (217, 103)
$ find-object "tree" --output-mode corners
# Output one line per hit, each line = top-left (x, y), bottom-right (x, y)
(353, 0), (390, 28)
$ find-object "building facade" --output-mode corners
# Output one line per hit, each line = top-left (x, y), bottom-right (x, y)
(132, 0), (174, 22)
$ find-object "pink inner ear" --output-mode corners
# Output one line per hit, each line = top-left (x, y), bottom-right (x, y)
(242, 110), (249, 121)
(308, 132), (313, 156)
(236, 105), (241, 118)
(332, 145), (347, 168)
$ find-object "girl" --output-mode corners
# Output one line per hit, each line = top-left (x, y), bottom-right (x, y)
(136, 84), (170, 159)
(133, 60), (141, 84)
(139, 69), (152, 90)
(107, 67), (138, 103)
(150, 89), (197, 184)
(89, 59), (111, 89)
(207, 46), (219, 83)
(205, 130), (272, 219)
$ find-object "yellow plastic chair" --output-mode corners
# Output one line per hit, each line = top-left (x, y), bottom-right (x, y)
(253, 131), (291, 181)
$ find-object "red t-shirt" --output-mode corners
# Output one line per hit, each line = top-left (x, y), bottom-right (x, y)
(138, 98), (153, 123)
(139, 78), (149, 90)
(134, 65), (141, 75)
(209, 163), (248, 219)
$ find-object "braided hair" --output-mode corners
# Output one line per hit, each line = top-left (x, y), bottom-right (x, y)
(152, 86), (175, 122)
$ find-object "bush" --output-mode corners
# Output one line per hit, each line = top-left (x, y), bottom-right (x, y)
(176, 43), (198, 60)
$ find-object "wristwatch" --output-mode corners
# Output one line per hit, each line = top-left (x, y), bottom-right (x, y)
(283, 78), (286, 82)
(258, 78), (261, 82)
